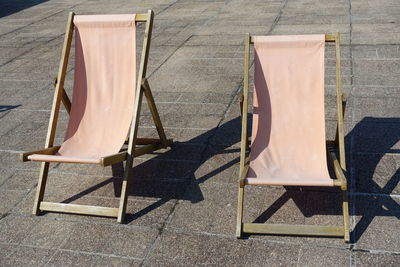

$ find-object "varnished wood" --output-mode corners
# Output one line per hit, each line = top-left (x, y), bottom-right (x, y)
(134, 138), (172, 145)
(334, 33), (346, 171)
(61, 89), (72, 114)
(142, 79), (169, 147)
(328, 150), (347, 190)
(40, 202), (118, 217)
(236, 34), (251, 239)
(126, 137), (173, 145)
(32, 12), (75, 215)
(239, 160), (250, 187)
(53, 77), (71, 114)
(100, 151), (127, 167)
(20, 139), (173, 166)
(242, 223), (344, 237)
(239, 33), (250, 175)
(333, 93), (347, 147)
(342, 190), (350, 242)
(100, 141), (172, 166)
(135, 13), (150, 22)
(325, 33), (337, 42)
(236, 186), (244, 238)
(250, 33), (338, 44)
(45, 12), (74, 149)
(118, 9), (154, 223)
(20, 146), (60, 161)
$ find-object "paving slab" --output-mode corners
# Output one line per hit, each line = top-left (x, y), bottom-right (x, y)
(46, 250), (139, 267)
(0, 245), (56, 266)
(60, 222), (158, 259)
(354, 251), (400, 266)
(353, 153), (400, 194)
(352, 194), (400, 251)
(144, 230), (300, 266)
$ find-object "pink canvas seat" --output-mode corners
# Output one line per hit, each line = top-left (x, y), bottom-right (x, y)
(28, 14), (137, 164)
(245, 35), (333, 187)
(236, 33), (349, 241)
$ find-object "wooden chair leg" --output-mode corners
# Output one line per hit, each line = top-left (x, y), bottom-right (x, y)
(236, 185), (245, 238)
(117, 179), (129, 223)
(342, 189), (350, 243)
(117, 157), (134, 223)
(32, 162), (50, 215)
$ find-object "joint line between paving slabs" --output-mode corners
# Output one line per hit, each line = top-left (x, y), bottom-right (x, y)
(348, 0), (357, 266)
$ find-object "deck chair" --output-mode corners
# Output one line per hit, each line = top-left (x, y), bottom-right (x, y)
(236, 33), (350, 242)
(20, 10), (173, 223)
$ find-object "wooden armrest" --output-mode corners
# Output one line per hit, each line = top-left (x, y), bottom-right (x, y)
(20, 146), (61, 162)
(328, 149), (347, 190)
(100, 151), (127, 167)
(100, 140), (173, 166)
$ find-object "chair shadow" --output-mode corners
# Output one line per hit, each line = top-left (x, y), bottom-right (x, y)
(0, 105), (21, 112)
(121, 116), (244, 223)
(59, 113), (399, 240)
(0, 0), (48, 18)
(60, 116), (244, 223)
(0, 105), (21, 119)
(348, 117), (400, 243)
(249, 117), (400, 242)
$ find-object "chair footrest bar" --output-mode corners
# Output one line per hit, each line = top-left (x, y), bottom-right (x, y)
(242, 223), (344, 237)
(40, 202), (119, 217)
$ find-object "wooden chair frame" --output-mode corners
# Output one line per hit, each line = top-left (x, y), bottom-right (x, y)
(20, 10), (173, 223)
(236, 33), (350, 242)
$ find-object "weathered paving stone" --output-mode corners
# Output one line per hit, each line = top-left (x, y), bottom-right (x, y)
(0, 170), (38, 191)
(194, 145), (240, 184)
(60, 222), (158, 258)
(0, 189), (27, 214)
(0, 215), (40, 244)
(352, 97), (400, 124)
(353, 153), (400, 194)
(46, 250), (140, 267)
(297, 245), (351, 266)
(145, 230), (300, 266)
(0, 245), (56, 266)
(353, 59), (400, 85)
(353, 194), (400, 251)
(20, 219), (75, 249)
(354, 251), (400, 266)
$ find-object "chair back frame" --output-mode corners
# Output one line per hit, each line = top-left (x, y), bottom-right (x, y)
(26, 10), (172, 223)
(236, 33), (350, 242)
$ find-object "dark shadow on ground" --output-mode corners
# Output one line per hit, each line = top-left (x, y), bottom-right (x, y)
(246, 117), (400, 243)
(349, 117), (400, 243)
(59, 116), (243, 223)
(58, 113), (399, 239)
(0, 105), (21, 119)
(0, 105), (20, 112)
(0, 0), (48, 18)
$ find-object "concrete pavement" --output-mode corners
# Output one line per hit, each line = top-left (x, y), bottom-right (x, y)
(0, 0), (399, 266)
